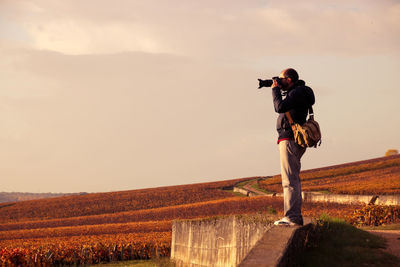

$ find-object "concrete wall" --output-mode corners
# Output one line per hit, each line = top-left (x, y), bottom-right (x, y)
(171, 216), (273, 267)
(238, 223), (314, 267)
(302, 192), (374, 205)
(375, 195), (400, 205)
(236, 184), (400, 206)
(302, 192), (400, 205)
(233, 187), (257, 197)
(233, 187), (250, 196)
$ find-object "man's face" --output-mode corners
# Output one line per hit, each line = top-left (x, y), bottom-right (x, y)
(279, 71), (291, 91)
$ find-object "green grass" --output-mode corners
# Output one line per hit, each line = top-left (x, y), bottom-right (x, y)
(235, 178), (274, 195)
(92, 258), (175, 267)
(315, 190), (331, 194)
(360, 223), (400, 231)
(235, 180), (252, 188)
(257, 206), (277, 215)
(232, 191), (247, 197)
(250, 181), (273, 194)
(299, 215), (399, 266)
(93, 260), (154, 267)
(175, 213), (276, 225)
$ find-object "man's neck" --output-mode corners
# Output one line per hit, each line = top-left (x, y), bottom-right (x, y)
(284, 83), (294, 91)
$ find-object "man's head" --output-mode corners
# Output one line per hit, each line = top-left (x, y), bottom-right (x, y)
(279, 68), (298, 91)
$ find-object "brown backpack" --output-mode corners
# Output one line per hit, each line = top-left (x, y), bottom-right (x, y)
(285, 107), (322, 148)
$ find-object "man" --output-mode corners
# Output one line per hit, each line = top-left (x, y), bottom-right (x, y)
(271, 68), (315, 226)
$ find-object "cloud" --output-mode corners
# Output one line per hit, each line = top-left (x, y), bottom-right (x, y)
(1, 0), (398, 57)
(26, 19), (165, 55)
(0, 0), (399, 192)
(0, 47), (272, 192)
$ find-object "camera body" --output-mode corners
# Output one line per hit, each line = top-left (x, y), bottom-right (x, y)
(258, 76), (282, 89)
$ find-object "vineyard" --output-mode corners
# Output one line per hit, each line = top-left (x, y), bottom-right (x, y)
(259, 154), (400, 195)
(0, 195), (362, 266)
(1, 156), (400, 265)
(0, 177), (257, 224)
(0, 232), (171, 266)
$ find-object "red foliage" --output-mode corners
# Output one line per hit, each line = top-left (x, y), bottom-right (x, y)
(0, 177), (256, 224)
(3, 156), (395, 265)
(0, 232), (171, 266)
(0, 194), (362, 265)
(0, 221), (172, 240)
(347, 204), (400, 226)
(0, 197), (278, 232)
(259, 155), (400, 195)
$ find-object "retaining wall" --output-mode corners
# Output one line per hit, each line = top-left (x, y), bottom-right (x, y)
(302, 192), (374, 205)
(375, 195), (400, 205)
(171, 216), (273, 267)
(233, 187), (257, 197)
(301, 192), (400, 205)
(235, 185), (400, 206)
(239, 223), (313, 267)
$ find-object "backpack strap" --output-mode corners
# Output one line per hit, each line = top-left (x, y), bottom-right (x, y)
(308, 106), (314, 120)
(284, 111), (297, 133)
(284, 111), (294, 126)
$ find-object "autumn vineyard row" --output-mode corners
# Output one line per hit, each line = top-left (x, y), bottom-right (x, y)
(0, 220), (172, 241)
(0, 177), (256, 224)
(0, 196), (366, 266)
(2, 202), (399, 266)
(259, 155), (400, 195)
(1, 155), (399, 266)
(0, 196), (360, 232)
(0, 232), (171, 266)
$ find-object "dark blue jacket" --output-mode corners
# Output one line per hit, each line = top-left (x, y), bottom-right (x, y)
(272, 80), (315, 142)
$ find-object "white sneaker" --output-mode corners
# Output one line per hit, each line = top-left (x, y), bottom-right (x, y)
(273, 217), (298, 226)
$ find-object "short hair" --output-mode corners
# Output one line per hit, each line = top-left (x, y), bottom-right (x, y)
(283, 68), (299, 83)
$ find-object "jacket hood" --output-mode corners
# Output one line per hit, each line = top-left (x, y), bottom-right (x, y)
(284, 79), (306, 94)
(295, 80), (306, 86)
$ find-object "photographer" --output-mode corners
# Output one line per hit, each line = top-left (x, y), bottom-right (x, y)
(270, 68), (315, 226)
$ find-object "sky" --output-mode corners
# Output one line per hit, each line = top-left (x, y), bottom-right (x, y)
(0, 0), (399, 193)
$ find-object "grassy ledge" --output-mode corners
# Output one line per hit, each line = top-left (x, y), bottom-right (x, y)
(235, 180), (253, 188)
(251, 179), (274, 194)
(299, 215), (399, 266)
(360, 223), (400, 231)
(91, 258), (175, 267)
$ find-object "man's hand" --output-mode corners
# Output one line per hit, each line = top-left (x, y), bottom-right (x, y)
(272, 79), (280, 88)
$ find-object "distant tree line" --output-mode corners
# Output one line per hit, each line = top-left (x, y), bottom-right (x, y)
(0, 192), (86, 203)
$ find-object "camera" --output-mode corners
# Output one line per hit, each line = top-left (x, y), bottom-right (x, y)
(258, 77), (282, 89)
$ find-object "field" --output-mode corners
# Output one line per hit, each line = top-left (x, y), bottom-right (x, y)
(259, 154), (400, 195)
(0, 177), (256, 224)
(1, 155), (399, 265)
(0, 196), (360, 266)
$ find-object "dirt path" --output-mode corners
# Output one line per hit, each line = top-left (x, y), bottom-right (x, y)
(367, 230), (400, 259)
(242, 180), (268, 196)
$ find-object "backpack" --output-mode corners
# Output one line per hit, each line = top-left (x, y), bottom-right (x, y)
(285, 107), (322, 148)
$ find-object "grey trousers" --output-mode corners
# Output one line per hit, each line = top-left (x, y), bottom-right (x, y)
(278, 140), (306, 225)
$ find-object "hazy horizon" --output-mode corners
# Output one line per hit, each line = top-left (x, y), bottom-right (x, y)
(1, 0), (399, 193)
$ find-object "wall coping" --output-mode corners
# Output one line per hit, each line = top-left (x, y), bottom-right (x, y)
(233, 186), (400, 206)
